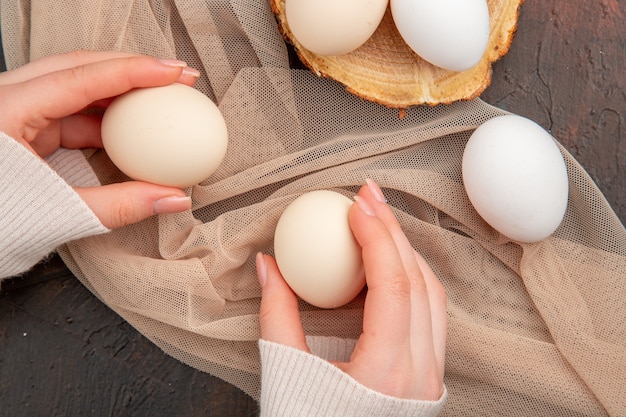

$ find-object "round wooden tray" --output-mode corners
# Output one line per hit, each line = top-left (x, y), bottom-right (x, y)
(271, 0), (525, 108)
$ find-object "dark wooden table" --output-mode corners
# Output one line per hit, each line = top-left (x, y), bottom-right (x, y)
(1, 1), (624, 416)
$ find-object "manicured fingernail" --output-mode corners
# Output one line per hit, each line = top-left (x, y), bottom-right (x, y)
(159, 58), (188, 68)
(153, 196), (191, 214)
(366, 178), (387, 203)
(181, 66), (201, 78)
(354, 195), (376, 216)
(256, 252), (268, 288)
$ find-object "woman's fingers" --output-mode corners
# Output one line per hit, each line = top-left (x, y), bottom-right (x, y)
(348, 192), (413, 356)
(357, 181), (439, 363)
(73, 181), (191, 229)
(29, 113), (103, 158)
(360, 180), (434, 320)
(257, 253), (310, 352)
(1, 53), (200, 154)
(0, 50), (200, 86)
(346, 181), (446, 400)
(0, 50), (136, 85)
(16, 56), (187, 121)
(57, 113), (104, 150)
(414, 251), (448, 377)
(362, 179), (426, 286)
(362, 180), (447, 378)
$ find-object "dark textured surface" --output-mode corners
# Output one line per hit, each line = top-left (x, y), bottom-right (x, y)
(481, 1), (625, 224)
(0, 256), (259, 417)
(1, 1), (624, 416)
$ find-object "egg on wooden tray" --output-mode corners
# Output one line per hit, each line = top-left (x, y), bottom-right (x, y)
(462, 115), (569, 243)
(273, 190), (365, 309)
(101, 83), (228, 188)
(391, 0), (491, 72)
(285, 0), (388, 56)
(271, 0), (524, 107)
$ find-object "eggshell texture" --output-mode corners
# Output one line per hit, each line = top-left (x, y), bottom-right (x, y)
(285, 0), (388, 56)
(391, 0), (490, 72)
(462, 115), (569, 243)
(101, 83), (228, 188)
(274, 190), (365, 309)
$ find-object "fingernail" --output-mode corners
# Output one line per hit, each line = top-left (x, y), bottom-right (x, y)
(354, 195), (376, 216)
(159, 58), (188, 68)
(182, 66), (201, 78)
(366, 178), (387, 203)
(153, 196), (191, 214)
(256, 252), (268, 288)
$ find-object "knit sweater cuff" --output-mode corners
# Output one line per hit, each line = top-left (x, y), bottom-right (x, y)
(259, 338), (447, 417)
(0, 133), (109, 279)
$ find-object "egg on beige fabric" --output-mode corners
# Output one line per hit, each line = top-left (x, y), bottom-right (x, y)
(274, 190), (365, 309)
(101, 83), (228, 188)
(462, 115), (569, 243)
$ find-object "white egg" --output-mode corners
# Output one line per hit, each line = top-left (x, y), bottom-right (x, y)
(391, 0), (490, 72)
(462, 115), (569, 243)
(274, 190), (365, 309)
(285, 0), (389, 56)
(101, 83), (228, 188)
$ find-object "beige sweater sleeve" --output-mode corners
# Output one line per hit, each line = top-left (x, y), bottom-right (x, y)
(259, 337), (447, 417)
(0, 133), (108, 279)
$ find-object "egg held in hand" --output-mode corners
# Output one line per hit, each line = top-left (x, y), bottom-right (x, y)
(391, 0), (490, 72)
(273, 190), (365, 309)
(462, 115), (569, 243)
(101, 83), (228, 188)
(285, 0), (389, 56)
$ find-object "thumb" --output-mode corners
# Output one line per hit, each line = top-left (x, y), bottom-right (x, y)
(257, 253), (310, 352)
(74, 182), (191, 229)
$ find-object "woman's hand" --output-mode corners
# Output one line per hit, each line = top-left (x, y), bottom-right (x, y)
(0, 50), (201, 228)
(257, 179), (447, 401)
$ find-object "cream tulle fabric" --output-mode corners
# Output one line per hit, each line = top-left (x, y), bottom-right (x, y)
(2, 1), (624, 415)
